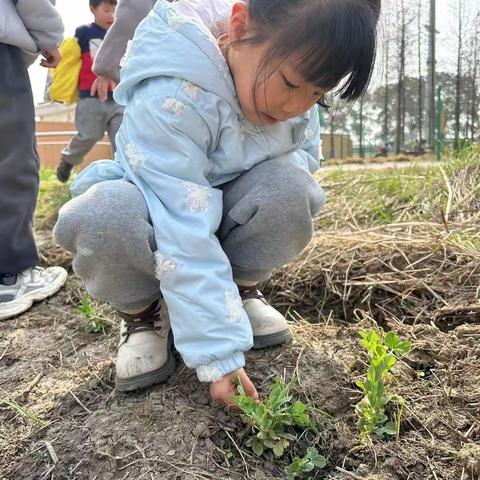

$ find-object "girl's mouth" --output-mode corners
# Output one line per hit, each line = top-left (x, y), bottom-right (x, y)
(262, 113), (279, 125)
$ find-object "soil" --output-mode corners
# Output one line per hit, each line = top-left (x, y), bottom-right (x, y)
(1, 227), (479, 480)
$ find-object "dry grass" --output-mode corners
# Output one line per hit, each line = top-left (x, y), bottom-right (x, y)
(266, 147), (480, 330)
(323, 153), (436, 167)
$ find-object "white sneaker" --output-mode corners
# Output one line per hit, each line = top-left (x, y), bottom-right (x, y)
(115, 299), (176, 392)
(0, 266), (68, 321)
(239, 288), (292, 349)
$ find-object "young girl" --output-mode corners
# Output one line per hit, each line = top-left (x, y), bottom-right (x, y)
(54, 0), (380, 407)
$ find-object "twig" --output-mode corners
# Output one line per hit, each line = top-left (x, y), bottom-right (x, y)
(23, 372), (45, 399)
(44, 440), (59, 464)
(0, 342), (11, 362)
(68, 389), (92, 414)
(335, 466), (365, 480)
(224, 430), (250, 479)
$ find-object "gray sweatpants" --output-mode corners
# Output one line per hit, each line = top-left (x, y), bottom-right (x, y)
(54, 156), (325, 312)
(61, 97), (124, 166)
(0, 44), (39, 274)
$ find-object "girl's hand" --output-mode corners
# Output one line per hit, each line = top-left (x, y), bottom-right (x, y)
(210, 368), (258, 410)
(91, 75), (117, 102)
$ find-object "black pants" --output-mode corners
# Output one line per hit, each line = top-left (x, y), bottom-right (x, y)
(0, 44), (39, 274)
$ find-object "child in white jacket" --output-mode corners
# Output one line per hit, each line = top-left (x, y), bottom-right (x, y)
(0, 0), (68, 321)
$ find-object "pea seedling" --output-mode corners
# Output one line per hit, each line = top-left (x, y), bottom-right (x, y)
(286, 447), (327, 479)
(355, 329), (411, 441)
(234, 377), (314, 458)
(76, 293), (106, 333)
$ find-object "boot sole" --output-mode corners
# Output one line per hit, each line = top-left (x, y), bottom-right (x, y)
(0, 269), (68, 321)
(115, 349), (176, 392)
(253, 328), (293, 349)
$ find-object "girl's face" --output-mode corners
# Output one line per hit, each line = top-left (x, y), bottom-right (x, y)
(225, 3), (324, 125)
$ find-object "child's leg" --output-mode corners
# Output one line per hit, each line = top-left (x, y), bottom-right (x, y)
(219, 155), (325, 281)
(54, 180), (174, 391)
(0, 43), (68, 321)
(0, 44), (39, 274)
(218, 155), (325, 347)
(54, 180), (160, 312)
(57, 98), (108, 182)
(105, 100), (125, 154)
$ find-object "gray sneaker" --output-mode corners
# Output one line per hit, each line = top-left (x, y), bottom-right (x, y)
(0, 266), (68, 320)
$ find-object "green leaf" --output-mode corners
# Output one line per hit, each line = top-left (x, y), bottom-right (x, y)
(385, 331), (399, 349)
(250, 438), (264, 456)
(385, 354), (396, 369)
(396, 341), (412, 355)
(273, 441), (285, 458)
(302, 461), (315, 472)
(383, 421), (398, 436)
(291, 401), (306, 415)
(307, 447), (327, 468)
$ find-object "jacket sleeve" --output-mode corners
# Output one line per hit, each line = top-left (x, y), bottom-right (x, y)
(294, 104), (323, 174)
(15, 0), (64, 50)
(93, 0), (155, 82)
(117, 78), (253, 382)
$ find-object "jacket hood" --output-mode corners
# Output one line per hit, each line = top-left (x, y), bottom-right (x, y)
(114, 0), (240, 113)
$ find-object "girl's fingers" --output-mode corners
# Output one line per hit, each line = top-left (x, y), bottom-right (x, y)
(238, 372), (259, 401)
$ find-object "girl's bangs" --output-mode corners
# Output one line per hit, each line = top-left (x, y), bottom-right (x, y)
(265, 0), (379, 101)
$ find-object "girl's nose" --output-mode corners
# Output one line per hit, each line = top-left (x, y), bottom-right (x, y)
(282, 97), (315, 118)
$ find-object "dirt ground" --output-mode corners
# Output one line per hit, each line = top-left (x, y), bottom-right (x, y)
(1, 163), (480, 479)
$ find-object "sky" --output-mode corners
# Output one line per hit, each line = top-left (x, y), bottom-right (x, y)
(28, 0), (477, 105)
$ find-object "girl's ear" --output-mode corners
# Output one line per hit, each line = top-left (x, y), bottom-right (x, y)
(228, 2), (251, 44)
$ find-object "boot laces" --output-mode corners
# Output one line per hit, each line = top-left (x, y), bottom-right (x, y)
(238, 288), (267, 303)
(120, 302), (163, 337)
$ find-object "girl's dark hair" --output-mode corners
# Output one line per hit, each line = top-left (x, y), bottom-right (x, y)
(243, 0), (381, 103)
(90, 0), (117, 8)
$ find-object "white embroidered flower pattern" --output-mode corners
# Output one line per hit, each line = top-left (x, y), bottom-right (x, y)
(181, 81), (199, 102)
(165, 9), (189, 30)
(224, 290), (243, 323)
(197, 365), (223, 383)
(162, 98), (186, 117)
(304, 127), (314, 142)
(154, 252), (178, 282)
(119, 39), (133, 68)
(125, 143), (145, 170)
(183, 182), (212, 213)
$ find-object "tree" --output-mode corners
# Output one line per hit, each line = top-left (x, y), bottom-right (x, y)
(453, 0), (465, 150)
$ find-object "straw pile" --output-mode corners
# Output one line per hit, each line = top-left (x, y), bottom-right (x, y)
(266, 148), (480, 330)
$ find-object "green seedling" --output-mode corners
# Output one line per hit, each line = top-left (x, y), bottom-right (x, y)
(76, 294), (106, 333)
(234, 377), (315, 458)
(286, 447), (327, 479)
(355, 329), (411, 441)
(1, 398), (44, 427)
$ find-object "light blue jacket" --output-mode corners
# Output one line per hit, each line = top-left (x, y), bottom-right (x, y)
(70, 0), (322, 382)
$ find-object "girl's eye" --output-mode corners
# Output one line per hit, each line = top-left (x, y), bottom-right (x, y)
(282, 74), (299, 89)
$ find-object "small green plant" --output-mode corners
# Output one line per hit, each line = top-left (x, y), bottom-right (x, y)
(76, 294), (106, 333)
(1, 398), (44, 427)
(234, 377), (315, 458)
(355, 329), (411, 441)
(286, 447), (327, 479)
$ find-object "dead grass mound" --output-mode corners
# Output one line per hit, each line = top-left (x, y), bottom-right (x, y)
(266, 148), (480, 331)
